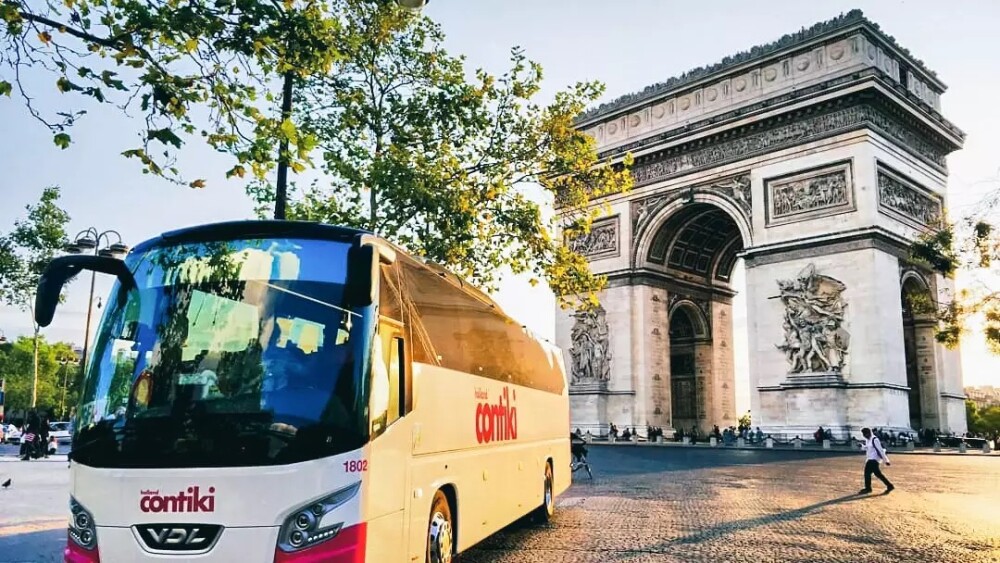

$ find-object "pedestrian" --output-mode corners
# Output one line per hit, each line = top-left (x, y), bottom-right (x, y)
(859, 427), (894, 495)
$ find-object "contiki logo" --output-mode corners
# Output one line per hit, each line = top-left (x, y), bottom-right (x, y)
(475, 386), (517, 444)
(140, 487), (216, 513)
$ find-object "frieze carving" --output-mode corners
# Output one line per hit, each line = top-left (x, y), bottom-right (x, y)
(569, 304), (612, 386)
(877, 166), (942, 228)
(774, 264), (850, 373)
(631, 173), (750, 247)
(566, 216), (619, 258)
(766, 161), (854, 225)
(624, 103), (946, 191)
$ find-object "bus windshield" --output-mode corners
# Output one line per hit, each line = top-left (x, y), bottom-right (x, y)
(72, 237), (374, 468)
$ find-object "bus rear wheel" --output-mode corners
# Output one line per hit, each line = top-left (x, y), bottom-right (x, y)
(532, 461), (555, 524)
(426, 490), (454, 563)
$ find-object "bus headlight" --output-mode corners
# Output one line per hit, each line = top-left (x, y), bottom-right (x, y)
(69, 496), (98, 550)
(277, 481), (360, 553)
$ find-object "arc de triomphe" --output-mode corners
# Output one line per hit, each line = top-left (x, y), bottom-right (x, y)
(557, 11), (968, 439)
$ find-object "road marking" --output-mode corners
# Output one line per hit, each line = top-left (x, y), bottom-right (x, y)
(0, 518), (66, 537)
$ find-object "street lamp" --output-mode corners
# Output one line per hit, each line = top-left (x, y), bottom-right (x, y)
(57, 354), (80, 420)
(64, 228), (129, 384)
(273, 0), (429, 220)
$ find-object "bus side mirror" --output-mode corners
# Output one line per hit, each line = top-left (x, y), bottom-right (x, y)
(347, 244), (378, 307)
(35, 255), (137, 328)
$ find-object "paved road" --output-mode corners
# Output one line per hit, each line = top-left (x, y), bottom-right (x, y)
(463, 447), (1000, 563)
(1, 447), (997, 562)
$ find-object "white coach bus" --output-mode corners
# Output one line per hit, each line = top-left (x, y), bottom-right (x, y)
(35, 220), (571, 563)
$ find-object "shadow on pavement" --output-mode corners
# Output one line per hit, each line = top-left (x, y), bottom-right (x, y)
(649, 494), (874, 549)
(0, 527), (64, 563)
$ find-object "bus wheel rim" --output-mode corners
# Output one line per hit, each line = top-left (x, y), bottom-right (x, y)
(429, 511), (452, 563)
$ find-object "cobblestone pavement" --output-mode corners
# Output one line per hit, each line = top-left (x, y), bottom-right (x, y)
(462, 446), (1000, 563)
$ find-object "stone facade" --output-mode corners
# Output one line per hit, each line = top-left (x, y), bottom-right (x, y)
(559, 12), (967, 439)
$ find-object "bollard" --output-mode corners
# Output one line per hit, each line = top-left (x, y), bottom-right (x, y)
(982, 442), (991, 454)
(906, 441), (915, 451)
(793, 438), (802, 449)
(765, 437), (774, 448)
(959, 442), (967, 453)
(585, 430), (592, 443)
(933, 440), (941, 452)
(822, 439), (831, 449)
(710, 437), (718, 447)
(682, 436), (691, 445)
(737, 437), (745, 447)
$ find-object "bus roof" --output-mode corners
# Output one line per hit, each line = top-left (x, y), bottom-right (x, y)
(132, 220), (370, 253)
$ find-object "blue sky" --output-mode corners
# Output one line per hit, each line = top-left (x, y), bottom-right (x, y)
(1, 1), (998, 408)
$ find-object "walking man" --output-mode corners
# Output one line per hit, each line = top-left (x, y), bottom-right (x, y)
(859, 427), (894, 494)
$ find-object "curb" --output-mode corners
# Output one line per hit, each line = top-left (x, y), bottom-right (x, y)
(584, 441), (998, 457)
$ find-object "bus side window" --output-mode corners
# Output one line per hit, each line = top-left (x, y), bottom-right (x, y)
(386, 336), (403, 426)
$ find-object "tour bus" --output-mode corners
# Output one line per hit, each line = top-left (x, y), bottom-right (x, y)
(35, 220), (571, 563)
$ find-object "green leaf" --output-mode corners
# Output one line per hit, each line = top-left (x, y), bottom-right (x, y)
(147, 128), (183, 148)
(0, 80), (11, 97)
(53, 133), (71, 149)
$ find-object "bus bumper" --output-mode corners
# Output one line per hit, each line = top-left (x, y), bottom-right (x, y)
(85, 523), (366, 562)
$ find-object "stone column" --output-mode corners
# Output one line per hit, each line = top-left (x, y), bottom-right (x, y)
(645, 287), (671, 430)
(694, 340), (714, 435)
(709, 299), (737, 430)
(913, 318), (941, 431)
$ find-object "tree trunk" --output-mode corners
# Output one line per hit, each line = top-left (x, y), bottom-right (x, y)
(31, 323), (39, 408)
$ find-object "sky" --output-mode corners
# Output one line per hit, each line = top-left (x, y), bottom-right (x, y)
(1, 0), (999, 413)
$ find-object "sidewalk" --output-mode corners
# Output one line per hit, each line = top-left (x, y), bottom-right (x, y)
(0, 454), (68, 463)
(586, 440), (999, 457)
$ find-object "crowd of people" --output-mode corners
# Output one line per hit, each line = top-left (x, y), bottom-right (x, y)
(3, 409), (60, 460)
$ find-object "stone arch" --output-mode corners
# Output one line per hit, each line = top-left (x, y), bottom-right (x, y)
(668, 303), (712, 434)
(632, 191), (752, 272)
(668, 300), (711, 340)
(900, 269), (938, 430)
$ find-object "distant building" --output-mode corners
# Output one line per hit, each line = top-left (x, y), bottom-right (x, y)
(965, 386), (1000, 409)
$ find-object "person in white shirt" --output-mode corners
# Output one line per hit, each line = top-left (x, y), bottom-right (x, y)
(859, 427), (894, 494)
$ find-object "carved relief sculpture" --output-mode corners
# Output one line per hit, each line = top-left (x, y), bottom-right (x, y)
(567, 217), (619, 258)
(877, 167), (942, 228)
(569, 304), (613, 386)
(766, 162), (854, 225)
(774, 264), (850, 373)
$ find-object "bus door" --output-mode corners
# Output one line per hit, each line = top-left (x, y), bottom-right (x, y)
(364, 319), (412, 561)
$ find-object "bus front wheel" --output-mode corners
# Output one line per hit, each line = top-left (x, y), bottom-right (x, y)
(426, 490), (454, 563)
(532, 461), (555, 524)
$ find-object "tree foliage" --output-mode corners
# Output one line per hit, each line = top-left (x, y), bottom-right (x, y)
(0, 0), (343, 186)
(0, 186), (72, 312)
(966, 400), (1000, 439)
(249, 0), (632, 305)
(0, 336), (80, 418)
(0, 186), (72, 407)
(909, 178), (1000, 353)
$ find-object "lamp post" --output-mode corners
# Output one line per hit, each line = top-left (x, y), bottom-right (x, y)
(64, 228), (129, 383)
(272, 0), (429, 220)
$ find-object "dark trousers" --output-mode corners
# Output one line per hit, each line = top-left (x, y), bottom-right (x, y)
(864, 459), (892, 489)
